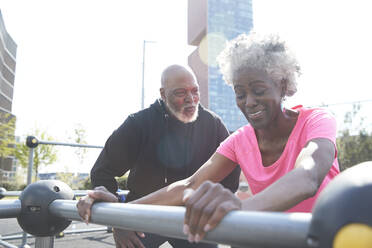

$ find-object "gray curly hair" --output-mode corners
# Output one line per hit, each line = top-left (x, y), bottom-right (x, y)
(217, 32), (301, 98)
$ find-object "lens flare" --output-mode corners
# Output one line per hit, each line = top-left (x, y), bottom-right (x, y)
(198, 32), (227, 67)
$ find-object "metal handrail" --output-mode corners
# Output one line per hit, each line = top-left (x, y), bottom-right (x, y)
(0, 200), (20, 218)
(0, 199), (311, 248)
(0, 239), (18, 248)
(36, 140), (103, 149)
(0, 190), (128, 198)
(24, 136), (104, 187)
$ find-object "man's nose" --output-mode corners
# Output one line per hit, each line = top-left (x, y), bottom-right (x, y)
(185, 91), (194, 102)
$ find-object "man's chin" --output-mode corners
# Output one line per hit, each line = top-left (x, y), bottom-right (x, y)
(165, 102), (199, 123)
(176, 111), (198, 123)
(176, 112), (198, 123)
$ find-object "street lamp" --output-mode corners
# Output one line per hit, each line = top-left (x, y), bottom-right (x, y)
(141, 40), (156, 110)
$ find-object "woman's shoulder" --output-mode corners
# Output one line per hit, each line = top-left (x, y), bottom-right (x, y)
(228, 124), (255, 143)
(294, 106), (335, 121)
(231, 124), (253, 135)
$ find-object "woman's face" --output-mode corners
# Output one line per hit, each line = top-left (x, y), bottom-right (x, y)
(232, 68), (284, 129)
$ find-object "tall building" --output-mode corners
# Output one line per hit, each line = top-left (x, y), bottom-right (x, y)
(0, 10), (17, 114)
(188, 0), (253, 131)
(0, 9), (17, 182)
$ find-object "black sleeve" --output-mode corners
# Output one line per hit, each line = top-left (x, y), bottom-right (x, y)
(215, 118), (241, 193)
(91, 115), (141, 194)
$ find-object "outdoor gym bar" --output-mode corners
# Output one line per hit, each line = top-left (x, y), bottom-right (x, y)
(0, 198), (311, 248)
(1, 162), (371, 248)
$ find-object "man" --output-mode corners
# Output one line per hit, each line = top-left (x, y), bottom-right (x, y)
(86, 64), (240, 247)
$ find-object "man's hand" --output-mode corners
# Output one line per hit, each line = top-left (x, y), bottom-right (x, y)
(76, 186), (118, 224)
(182, 181), (242, 243)
(113, 228), (145, 248)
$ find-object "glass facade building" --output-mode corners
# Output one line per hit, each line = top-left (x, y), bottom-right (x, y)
(207, 0), (253, 132)
(0, 9), (17, 182)
(0, 10), (17, 114)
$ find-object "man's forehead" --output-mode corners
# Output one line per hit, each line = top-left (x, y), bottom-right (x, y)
(166, 71), (198, 88)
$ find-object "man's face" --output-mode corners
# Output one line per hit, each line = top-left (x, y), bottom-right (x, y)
(162, 71), (200, 123)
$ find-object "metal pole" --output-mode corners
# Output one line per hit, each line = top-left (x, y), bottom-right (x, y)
(0, 190), (128, 198)
(22, 148), (34, 248)
(0, 239), (18, 248)
(0, 234), (32, 241)
(141, 40), (156, 110)
(49, 200), (311, 248)
(35, 237), (54, 248)
(0, 200), (29, 248)
(0, 200), (21, 218)
(26, 148), (34, 185)
(141, 40), (146, 110)
(37, 140), (103, 149)
(0, 191), (21, 197)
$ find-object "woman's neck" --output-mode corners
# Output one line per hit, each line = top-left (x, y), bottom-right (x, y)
(255, 108), (299, 142)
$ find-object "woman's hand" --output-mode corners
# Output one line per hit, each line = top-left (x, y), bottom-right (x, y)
(182, 181), (242, 243)
(76, 186), (118, 224)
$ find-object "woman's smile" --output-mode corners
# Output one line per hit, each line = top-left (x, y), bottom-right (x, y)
(247, 110), (264, 120)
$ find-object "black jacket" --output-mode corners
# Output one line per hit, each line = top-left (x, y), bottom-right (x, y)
(91, 99), (241, 202)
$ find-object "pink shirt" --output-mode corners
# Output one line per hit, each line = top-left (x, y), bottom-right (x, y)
(217, 107), (340, 212)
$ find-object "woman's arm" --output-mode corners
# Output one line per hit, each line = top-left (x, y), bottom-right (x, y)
(183, 138), (335, 243)
(77, 153), (237, 221)
(133, 153), (237, 205)
(242, 137), (335, 211)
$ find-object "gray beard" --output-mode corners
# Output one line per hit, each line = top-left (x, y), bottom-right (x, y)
(165, 101), (199, 123)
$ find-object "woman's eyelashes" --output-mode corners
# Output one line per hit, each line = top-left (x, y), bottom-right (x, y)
(235, 88), (266, 100)
(253, 88), (266, 96)
(235, 91), (246, 100)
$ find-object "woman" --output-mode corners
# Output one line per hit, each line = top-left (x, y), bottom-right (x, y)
(77, 32), (339, 245)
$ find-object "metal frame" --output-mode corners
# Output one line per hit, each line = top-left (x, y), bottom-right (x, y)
(0, 136), (313, 248)
(0, 189), (128, 198)
(0, 198), (311, 248)
(14, 137), (104, 247)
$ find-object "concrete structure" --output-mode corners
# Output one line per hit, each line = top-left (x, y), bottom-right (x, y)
(0, 10), (17, 114)
(0, 9), (17, 182)
(188, 0), (253, 131)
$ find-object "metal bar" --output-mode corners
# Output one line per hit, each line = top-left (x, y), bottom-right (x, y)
(0, 227), (108, 241)
(21, 232), (28, 247)
(49, 200), (311, 248)
(141, 40), (145, 110)
(0, 234), (32, 241)
(35, 236), (54, 248)
(0, 239), (18, 248)
(141, 40), (156, 110)
(73, 190), (128, 197)
(0, 191), (21, 197)
(26, 148), (34, 185)
(38, 140), (103, 149)
(0, 200), (21, 218)
(1, 190), (127, 198)
(0, 190), (128, 198)
(63, 227), (108, 234)
(23, 148), (34, 248)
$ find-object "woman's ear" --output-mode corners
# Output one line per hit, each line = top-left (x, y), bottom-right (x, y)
(280, 79), (287, 97)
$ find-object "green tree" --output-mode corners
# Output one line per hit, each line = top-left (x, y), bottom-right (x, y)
(69, 123), (88, 164)
(0, 112), (16, 181)
(56, 171), (76, 188)
(336, 104), (372, 170)
(15, 129), (58, 182)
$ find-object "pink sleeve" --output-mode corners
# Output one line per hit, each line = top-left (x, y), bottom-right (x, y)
(216, 133), (238, 163)
(304, 109), (337, 145)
